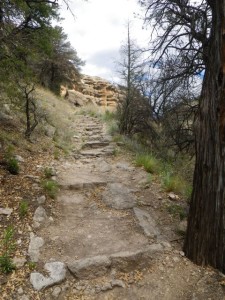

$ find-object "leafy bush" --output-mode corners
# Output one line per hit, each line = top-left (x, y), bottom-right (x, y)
(0, 226), (16, 274)
(42, 180), (59, 199)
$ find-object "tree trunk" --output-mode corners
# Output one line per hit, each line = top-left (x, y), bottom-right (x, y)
(184, 1), (225, 272)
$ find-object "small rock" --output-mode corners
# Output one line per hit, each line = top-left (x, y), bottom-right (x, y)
(161, 241), (172, 250)
(111, 279), (126, 288)
(0, 207), (13, 216)
(30, 262), (66, 291)
(52, 286), (62, 298)
(32, 221), (40, 229)
(13, 257), (27, 268)
(19, 295), (29, 300)
(133, 207), (160, 238)
(17, 287), (24, 295)
(101, 283), (112, 291)
(179, 251), (185, 257)
(177, 220), (187, 234)
(172, 257), (180, 263)
(15, 155), (24, 162)
(37, 195), (46, 205)
(33, 206), (47, 223)
(17, 239), (22, 245)
(45, 125), (56, 138)
(68, 255), (111, 279)
(168, 192), (180, 201)
(28, 233), (44, 262)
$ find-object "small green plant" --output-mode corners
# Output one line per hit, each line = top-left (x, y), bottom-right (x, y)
(44, 167), (55, 179)
(53, 149), (60, 160)
(102, 110), (116, 122)
(107, 121), (119, 135)
(167, 204), (186, 220)
(42, 180), (59, 199)
(0, 226), (16, 274)
(19, 200), (29, 218)
(27, 261), (37, 270)
(162, 172), (186, 194)
(7, 157), (20, 175)
(135, 153), (160, 174)
(184, 185), (193, 202)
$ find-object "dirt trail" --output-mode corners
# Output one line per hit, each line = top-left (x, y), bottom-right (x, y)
(30, 114), (225, 299)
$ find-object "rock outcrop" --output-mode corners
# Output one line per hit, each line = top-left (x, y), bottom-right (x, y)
(61, 75), (124, 108)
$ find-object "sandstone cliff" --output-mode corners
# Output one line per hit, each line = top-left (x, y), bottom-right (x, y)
(61, 75), (123, 108)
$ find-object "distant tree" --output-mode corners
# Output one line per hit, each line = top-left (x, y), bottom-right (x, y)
(117, 23), (154, 138)
(37, 26), (85, 94)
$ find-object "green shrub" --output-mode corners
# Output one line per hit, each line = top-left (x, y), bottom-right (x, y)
(0, 226), (16, 274)
(42, 180), (59, 199)
(135, 153), (160, 174)
(162, 172), (186, 194)
(19, 200), (29, 218)
(7, 157), (20, 175)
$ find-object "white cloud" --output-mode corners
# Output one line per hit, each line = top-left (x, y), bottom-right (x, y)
(58, 0), (149, 81)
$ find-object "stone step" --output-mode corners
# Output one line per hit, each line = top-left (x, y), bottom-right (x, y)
(58, 169), (108, 190)
(80, 147), (114, 157)
(83, 141), (110, 149)
(67, 243), (164, 280)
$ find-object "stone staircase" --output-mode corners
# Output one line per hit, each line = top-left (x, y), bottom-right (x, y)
(28, 114), (168, 295)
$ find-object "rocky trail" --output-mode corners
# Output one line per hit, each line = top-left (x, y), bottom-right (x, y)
(26, 114), (225, 299)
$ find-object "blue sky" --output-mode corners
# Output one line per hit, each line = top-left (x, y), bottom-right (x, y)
(59, 0), (149, 82)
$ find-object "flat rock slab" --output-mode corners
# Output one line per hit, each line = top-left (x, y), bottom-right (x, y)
(0, 207), (13, 215)
(68, 244), (163, 279)
(30, 262), (66, 291)
(110, 243), (163, 272)
(37, 201), (149, 262)
(28, 233), (44, 262)
(133, 208), (160, 238)
(102, 183), (137, 209)
(58, 168), (108, 189)
(68, 255), (111, 279)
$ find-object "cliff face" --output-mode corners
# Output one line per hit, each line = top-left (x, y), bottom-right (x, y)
(61, 75), (123, 108)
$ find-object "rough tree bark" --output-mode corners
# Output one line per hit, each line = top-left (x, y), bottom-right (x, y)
(184, 0), (225, 271)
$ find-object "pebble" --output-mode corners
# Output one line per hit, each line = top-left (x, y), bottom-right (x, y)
(17, 287), (24, 295)
(173, 257), (180, 263)
(37, 195), (46, 205)
(52, 287), (61, 298)
(179, 251), (185, 257)
(111, 279), (126, 288)
(101, 283), (112, 291)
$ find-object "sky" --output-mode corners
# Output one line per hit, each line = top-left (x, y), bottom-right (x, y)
(59, 0), (149, 82)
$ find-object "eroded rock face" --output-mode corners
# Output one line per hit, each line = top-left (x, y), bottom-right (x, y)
(62, 75), (124, 108)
